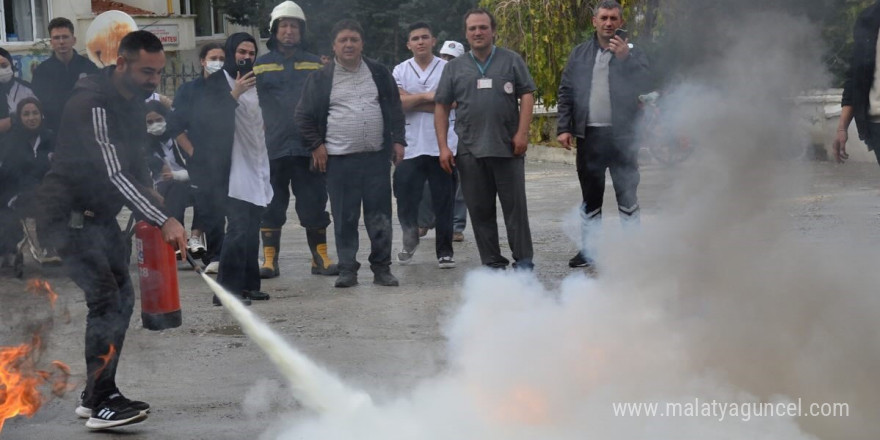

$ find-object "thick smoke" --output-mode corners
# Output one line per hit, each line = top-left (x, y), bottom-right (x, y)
(250, 5), (879, 440)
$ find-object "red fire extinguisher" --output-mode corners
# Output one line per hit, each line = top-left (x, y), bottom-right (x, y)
(135, 221), (182, 330)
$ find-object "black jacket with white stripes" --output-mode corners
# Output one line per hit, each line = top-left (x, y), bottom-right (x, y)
(47, 66), (169, 226)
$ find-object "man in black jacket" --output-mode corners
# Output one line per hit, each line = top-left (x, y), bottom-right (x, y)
(556, 0), (651, 270)
(31, 17), (99, 133)
(39, 30), (186, 430)
(835, 1), (880, 165)
(295, 19), (406, 288)
(255, 0), (337, 279)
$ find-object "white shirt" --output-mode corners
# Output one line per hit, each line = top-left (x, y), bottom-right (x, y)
(392, 56), (457, 159)
(224, 71), (273, 206)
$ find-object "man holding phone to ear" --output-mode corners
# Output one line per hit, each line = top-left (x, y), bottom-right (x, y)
(556, 0), (651, 270)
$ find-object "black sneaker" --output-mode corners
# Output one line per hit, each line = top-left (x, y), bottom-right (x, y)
(568, 253), (596, 268)
(85, 394), (148, 430)
(373, 271), (399, 287)
(76, 390), (150, 419)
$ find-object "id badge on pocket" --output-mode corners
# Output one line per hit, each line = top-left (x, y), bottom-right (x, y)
(477, 78), (493, 89)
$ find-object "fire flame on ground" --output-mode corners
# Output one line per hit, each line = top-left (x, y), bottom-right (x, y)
(0, 279), (72, 434)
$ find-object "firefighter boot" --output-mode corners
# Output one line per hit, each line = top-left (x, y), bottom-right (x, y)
(260, 228), (281, 279)
(307, 228), (339, 276)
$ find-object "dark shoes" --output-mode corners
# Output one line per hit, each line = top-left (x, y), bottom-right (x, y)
(311, 261), (340, 276)
(373, 271), (399, 287)
(334, 272), (358, 288)
(213, 293), (252, 306)
(76, 390), (149, 419)
(243, 290), (270, 301)
(84, 393), (149, 430)
(335, 271), (398, 287)
(568, 252), (596, 269)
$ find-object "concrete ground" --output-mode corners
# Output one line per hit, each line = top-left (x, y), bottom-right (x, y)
(2, 151), (879, 439)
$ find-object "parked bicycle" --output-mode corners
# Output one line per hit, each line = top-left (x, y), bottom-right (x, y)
(638, 91), (694, 166)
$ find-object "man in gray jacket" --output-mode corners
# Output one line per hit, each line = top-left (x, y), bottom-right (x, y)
(556, 0), (651, 270)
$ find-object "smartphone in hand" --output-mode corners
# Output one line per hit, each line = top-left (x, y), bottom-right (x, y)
(614, 28), (628, 40)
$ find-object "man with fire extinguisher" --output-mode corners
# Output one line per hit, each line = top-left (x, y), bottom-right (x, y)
(35, 30), (186, 430)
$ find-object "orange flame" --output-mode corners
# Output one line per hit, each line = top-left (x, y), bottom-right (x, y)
(93, 345), (117, 380)
(26, 279), (59, 309)
(0, 336), (71, 434)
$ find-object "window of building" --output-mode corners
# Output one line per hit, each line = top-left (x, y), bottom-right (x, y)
(2, 0), (50, 43)
(179, 0), (225, 37)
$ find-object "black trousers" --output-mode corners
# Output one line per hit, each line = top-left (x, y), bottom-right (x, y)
(576, 127), (641, 223)
(61, 219), (134, 407)
(456, 153), (533, 269)
(156, 180), (193, 226)
(217, 198), (264, 293)
(0, 207), (23, 255)
(393, 155), (454, 258)
(417, 169), (468, 233)
(261, 156), (331, 230)
(191, 183), (226, 264)
(326, 151), (392, 274)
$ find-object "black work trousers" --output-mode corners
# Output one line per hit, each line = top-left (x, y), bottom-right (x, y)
(576, 127), (641, 223)
(456, 153), (533, 269)
(191, 183), (226, 264)
(217, 197), (264, 294)
(61, 218), (134, 407)
(326, 151), (392, 274)
(393, 155), (454, 258)
(156, 180), (193, 226)
(261, 156), (331, 230)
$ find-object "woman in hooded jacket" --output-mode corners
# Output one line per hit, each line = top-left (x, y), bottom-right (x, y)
(190, 32), (273, 305)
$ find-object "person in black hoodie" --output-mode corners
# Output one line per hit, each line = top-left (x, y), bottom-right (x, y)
(190, 32), (272, 305)
(168, 42), (225, 263)
(31, 17), (99, 132)
(35, 30), (186, 430)
(0, 97), (54, 267)
(836, 1), (880, 165)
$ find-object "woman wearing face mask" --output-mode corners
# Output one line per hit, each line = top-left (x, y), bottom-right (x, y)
(0, 97), (55, 268)
(189, 32), (272, 305)
(167, 42), (225, 268)
(0, 48), (36, 135)
(145, 101), (193, 244)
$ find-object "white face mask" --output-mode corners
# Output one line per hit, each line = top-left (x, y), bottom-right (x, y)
(0, 67), (13, 83)
(147, 121), (167, 136)
(205, 60), (224, 75)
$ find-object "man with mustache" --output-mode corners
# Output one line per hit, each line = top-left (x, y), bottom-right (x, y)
(296, 19), (406, 288)
(435, 8), (537, 271)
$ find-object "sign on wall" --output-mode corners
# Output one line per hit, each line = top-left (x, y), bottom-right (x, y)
(146, 25), (180, 46)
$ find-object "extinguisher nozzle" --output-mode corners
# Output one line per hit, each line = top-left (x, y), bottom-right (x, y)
(185, 251), (204, 274)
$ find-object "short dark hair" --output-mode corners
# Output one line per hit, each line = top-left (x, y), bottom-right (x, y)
(48, 17), (74, 34)
(198, 42), (224, 60)
(407, 22), (432, 37)
(593, 0), (623, 16)
(118, 30), (164, 61)
(330, 19), (364, 42)
(464, 8), (496, 30)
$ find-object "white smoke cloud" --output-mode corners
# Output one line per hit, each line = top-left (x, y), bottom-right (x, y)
(240, 9), (880, 440)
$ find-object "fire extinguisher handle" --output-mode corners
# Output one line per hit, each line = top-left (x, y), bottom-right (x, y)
(184, 251), (204, 274)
